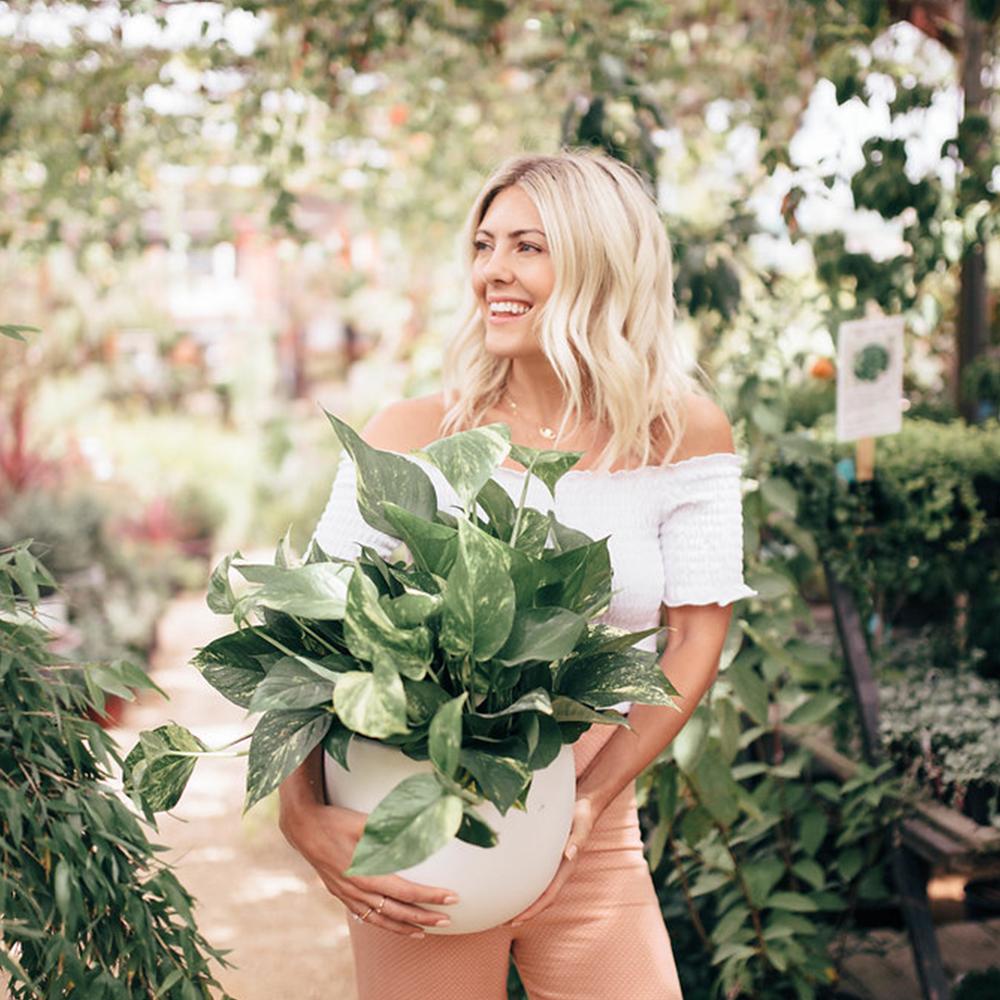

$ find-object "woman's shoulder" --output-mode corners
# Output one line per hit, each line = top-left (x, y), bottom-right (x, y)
(661, 392), (734, 465)
(361, 392), (448, 451)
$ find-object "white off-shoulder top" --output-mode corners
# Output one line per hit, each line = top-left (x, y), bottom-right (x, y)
(312, 450), (757, 658)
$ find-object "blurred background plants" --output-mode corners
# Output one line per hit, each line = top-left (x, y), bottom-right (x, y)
(2, 0), (999, 997)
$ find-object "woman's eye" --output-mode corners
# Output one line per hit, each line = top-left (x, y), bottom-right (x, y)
(473, 241), (491, 252)
(519, 243), (541, 253)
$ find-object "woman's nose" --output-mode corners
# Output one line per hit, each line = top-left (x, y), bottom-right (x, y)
(482, 249), (514, 283)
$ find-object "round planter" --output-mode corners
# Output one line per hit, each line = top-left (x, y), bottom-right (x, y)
(324, 738), (576, 934)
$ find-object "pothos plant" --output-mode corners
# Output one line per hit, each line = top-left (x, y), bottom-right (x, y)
(125, 415), (680, 876)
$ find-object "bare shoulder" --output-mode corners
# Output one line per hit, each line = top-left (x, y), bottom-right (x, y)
(361, 392), (448, 452)
(669, 392), (734, 463)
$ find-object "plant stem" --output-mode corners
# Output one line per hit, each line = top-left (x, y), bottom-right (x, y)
(509, 457), (536, 546)
(292, 617), (339, 655)
(668, 834), (712, 950)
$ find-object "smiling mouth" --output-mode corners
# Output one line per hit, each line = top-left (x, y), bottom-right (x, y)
(487, 301), (532, 321)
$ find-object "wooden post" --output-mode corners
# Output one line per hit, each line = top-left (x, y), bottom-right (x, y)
(855, 436), (875, 483)
(824, 564), (951, 1000)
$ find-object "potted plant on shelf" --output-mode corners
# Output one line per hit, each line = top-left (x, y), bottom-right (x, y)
(126, 415), (680, 933)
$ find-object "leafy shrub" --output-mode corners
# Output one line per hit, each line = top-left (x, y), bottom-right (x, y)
(774, 419), (1000, 674)
(879, 660), (1000, 825)
(0, 541), (230, 998)
(0, 485), (200, 666)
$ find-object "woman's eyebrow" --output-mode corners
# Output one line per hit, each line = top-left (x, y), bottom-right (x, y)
(474, 227), (547, 239)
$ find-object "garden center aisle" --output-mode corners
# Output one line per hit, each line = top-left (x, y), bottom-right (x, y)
(112, 589), (358, 1000)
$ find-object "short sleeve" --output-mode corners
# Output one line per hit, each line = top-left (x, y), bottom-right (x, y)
(310, 453), (401, 560)
(658, 453), (758, 607)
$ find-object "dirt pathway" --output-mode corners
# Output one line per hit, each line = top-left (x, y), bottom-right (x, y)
(112, 591), (358, 1000)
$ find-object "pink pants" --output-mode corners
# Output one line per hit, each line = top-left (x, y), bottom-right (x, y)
(348, 725), (683, 1000)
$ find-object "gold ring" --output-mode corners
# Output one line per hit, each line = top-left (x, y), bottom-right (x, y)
(376, 895), (387, 914)
(356, 905), (374, 923)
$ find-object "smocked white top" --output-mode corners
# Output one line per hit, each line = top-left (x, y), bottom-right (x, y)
(312, 450), (757, 657)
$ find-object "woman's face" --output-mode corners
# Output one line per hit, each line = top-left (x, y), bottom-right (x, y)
(472, 185), (555, 359)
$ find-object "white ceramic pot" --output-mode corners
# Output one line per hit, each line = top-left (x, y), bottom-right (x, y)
(324, 738), (576, 934)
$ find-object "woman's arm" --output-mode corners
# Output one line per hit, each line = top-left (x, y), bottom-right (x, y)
(575, 602), (732, 814)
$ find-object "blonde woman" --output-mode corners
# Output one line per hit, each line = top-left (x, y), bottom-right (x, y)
(279, 149), (756, 999)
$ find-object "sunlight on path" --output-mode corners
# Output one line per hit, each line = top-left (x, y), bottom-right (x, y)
(113, 592), (358, 1000)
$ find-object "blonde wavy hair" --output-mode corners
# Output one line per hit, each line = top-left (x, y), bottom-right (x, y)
(441, 147), (701, 471)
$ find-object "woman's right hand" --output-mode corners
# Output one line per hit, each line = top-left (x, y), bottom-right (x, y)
(278, 748), (458, 938)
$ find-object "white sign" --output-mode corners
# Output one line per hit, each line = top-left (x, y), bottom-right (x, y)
(835, 315), (904, 442)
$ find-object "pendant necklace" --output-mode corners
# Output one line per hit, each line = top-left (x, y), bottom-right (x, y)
(504, 393), (558, 440)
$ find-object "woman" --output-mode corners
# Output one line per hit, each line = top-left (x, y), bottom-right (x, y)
(279, 149), (756, 999)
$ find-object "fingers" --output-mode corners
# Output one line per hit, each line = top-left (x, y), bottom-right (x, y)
(344, 895), (426, 938)
(369, 873), (459, 907)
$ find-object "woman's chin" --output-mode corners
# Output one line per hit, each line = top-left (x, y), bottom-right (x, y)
(484, 327), (543, 360)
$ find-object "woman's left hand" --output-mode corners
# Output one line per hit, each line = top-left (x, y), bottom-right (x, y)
(507, 794), (599, 927)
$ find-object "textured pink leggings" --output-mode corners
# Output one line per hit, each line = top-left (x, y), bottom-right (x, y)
(348, 725), (683, 1000)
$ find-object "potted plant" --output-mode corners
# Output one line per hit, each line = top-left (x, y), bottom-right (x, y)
(126, 415), (680, 933)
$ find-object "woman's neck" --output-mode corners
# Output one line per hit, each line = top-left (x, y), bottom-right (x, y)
(503, 358), (577, 427)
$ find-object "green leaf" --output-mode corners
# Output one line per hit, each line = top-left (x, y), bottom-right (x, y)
(382, 591), (441, 627)
(549, 516), (594, 553)
(494, 607), (586, 665)
(558, 647), (677, 709)
(456, 808), (498, 848)
(689, 748), (742, 827)
(524, 712), (563, 769)
(798, 810), (828, 857)
(768, 891), (818, 912)
(512, 508), (552, 556)
(343, 568), (432, 680)
(689, 870), (731, 897)
(207, 552), (240, 614)
(784, 693), (841, 726)
(12, 548), (39, 605)
(744, 857), (785, 907)
(477, 688), (553, 718)
(791, 858), (825, 891)
(711, 903), (751, 945)
(726, 658), (769, 725)
(672, 705), (710, 773)
(382, 502), (458, 576)
(325, 410), (438, 535)
(459, 745), (531, 815)
(439, 519), (515, 661)
(403, 677), (451, 726)
(476, 478), (517, 540)
(0, 323), (39, 341)
(575, 624), (662, 656)
(334, 662), (410, 739)
(248, 658), (337, 712)
(234, 561), (352, 620)
(419, 423), (511, 511)
(54, 860), (72, 919)
(322, 719), (353, 770)
(429, 693), (466, 778)
(550, 695), (629, 727)
(347, 774), (463, 876)
(508, 444), (584, 494)
(537, 539), (613, 616)
(764, 912), (817, 940)
(192, 629), (271, 708)
(245, 710), (331, 812)
(124, 724), (208, 814)
(761, 476), (798, 517)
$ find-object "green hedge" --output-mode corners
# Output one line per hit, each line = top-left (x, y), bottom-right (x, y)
(774, 419), (1000, 674)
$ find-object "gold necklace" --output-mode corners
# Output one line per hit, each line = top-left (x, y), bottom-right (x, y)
(504, 393), (558, 440)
